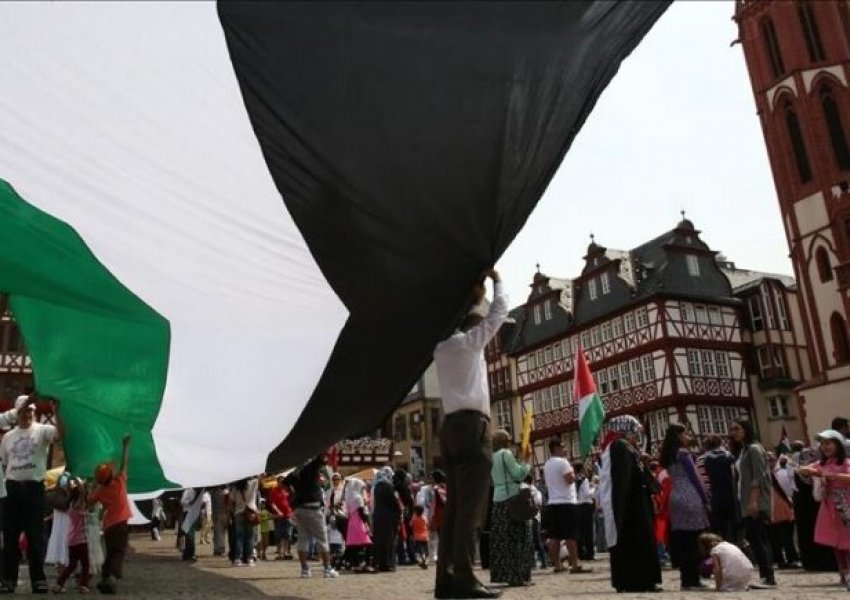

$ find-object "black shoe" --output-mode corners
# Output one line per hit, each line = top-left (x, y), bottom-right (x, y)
(448, 583), (502, 599)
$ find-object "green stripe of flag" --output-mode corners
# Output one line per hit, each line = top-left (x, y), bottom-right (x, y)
(0, 178), (174, 493)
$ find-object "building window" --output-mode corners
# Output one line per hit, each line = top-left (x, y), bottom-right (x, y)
(695, 305), (708, 324)
(563, 339), (573, 362)
(527, 353), (536, 370)
(612, 316), (623, 337)
(757, 346), (772, 377)
(533, 304), (542, 325)
(707, 306), (722, 326)
(619, 363), (631, 389)
(608, 366), (620, 392)
(816, 246), (833, 282)
(841, 1), (850, 52)
(748, 295), (764, 331)
(760, 286), (776, 329)
(773, 287), (790, 330)
(785, 100), (813, 183)
(588, 278), (598, 300)
(711, 407), (726, 434)
(697, 406), (711, 435)
(544, 299), (553, 321)
(680, 302), (695, 323)
(642, 355), (655, 381)
(553, 341), (563, 361)
(394, 415), (407, 441)
(686, 255), (700, 277)
(798, 2), (826, 62)
(687, 349), (703, 376)
(597, 369), (609, 395)
(630, 358), (643, 385)
(601, 272), (611, 295)
(591, 326), (601, 346)
(768, 396), (791, 419)
(773, 347), (787, 377)
(761, 17), (785, 78)
(624, 312), (636, 332)
(536, 349), (544, 367)
(494, 400), (512, 432)
(820, 85), (850, 171)
(702, 351), (717, 377)
(715, 352), (731, 378)
(636, 307), (649, 328)
(830, 311), (850, 364)
(581, 331), (591, 349)
(542, 387), (553, 412)
(602, 321), (613, 342)
(544, 345), (553, 364)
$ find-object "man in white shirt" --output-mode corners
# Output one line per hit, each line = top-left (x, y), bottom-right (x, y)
(542, 437), (590, 574)
(433, 269), (507, 600)
(0, 393), (64, 594)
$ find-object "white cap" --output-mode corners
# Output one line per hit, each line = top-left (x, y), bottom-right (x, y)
(14, 395), (34, 411)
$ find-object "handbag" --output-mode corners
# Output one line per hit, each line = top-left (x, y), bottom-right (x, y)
(501, 452), (536, 522)
(242, 489), (260, 525)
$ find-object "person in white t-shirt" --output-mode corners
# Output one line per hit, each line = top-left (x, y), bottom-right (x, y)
(542, 437), (590, 574)
(0, 393), (64, 594)
(699, 533), (757, 592)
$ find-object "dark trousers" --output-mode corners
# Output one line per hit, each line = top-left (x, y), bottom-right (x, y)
(531, 519), (548, 567)
(182, 521), (197, 560)
(709, 505), (737, 543)
(436, 410), (492, 591)
(768, 520), (799, 566)
(102, 522), (129, 581)
(578, 504), (595, 560)
(670, 530), (701, 588)
(57, 543), (91, 588)
(742, 517), (774, 583)
(3, 480), (47, 587)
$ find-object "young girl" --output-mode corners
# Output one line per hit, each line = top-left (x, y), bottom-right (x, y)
(54, 478), (92, 593)
(411, 505), (429, 570)
(798, 429), (850, 590)
(698, 533), (754, 592)
(258, 500), (272, 561)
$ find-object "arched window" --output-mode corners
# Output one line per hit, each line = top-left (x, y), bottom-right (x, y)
(784, 100), (812, 182)
(798, 2), (826, 62)
(831, 312), (850, 364)
(820, 84), (850, 171)
(762, 18), (785, 78)
(816, 246), (833, 282)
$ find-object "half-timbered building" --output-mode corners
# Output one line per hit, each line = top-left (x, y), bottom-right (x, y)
(0, 294), (32, 408)
(486, 219), (799, 467)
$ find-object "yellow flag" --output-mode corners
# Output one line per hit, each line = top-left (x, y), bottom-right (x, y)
(521, 407), (533, 455)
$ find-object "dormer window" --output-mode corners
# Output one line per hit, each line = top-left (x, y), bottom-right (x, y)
(588, 278), (598, 300)
(544, 299), (553, 320)
(533, 304), (542, 325)
(600, 272), (611, 295)
(686, 255), (700, 277)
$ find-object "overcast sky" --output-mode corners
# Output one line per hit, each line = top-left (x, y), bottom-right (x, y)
(498, 1), (791, 304)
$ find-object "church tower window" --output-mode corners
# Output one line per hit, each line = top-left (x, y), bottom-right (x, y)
(830, 312), (850, 364)
(797, 2), (825, 62)
(784, 101), (812, 183)
(816, 246), (833, 282)
(820, 84), (850, 171)
(761, 18), (785, 78)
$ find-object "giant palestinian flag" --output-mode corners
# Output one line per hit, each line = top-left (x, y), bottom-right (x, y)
(0, 2), (669, 492)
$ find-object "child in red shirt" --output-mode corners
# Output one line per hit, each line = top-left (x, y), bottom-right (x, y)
(411, 505), (430, 569)
(88, 434), (132, 595)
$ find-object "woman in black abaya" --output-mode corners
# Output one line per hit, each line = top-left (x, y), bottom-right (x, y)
(599, 415), (662, 593)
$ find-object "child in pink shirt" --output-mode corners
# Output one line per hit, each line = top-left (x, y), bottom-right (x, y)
(53, 479), (91, 593)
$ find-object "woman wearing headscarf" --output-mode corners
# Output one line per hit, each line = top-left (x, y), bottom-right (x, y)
(659, 423), (709, 591)
(371, 466), (400, 571)
(343, 477), (374, 572)
(599, 415), (662, 593)
(393, 468), (415, 565)
(489, 429), (533, 587)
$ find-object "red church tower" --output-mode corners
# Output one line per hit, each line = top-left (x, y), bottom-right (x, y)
(735, 0), (850, 431)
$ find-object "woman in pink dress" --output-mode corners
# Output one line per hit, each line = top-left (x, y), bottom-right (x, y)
(798, 429), (850, 590)
(343, 477), (374, 573)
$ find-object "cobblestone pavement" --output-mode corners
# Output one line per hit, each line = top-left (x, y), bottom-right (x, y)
(28, 532), (845, 599)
